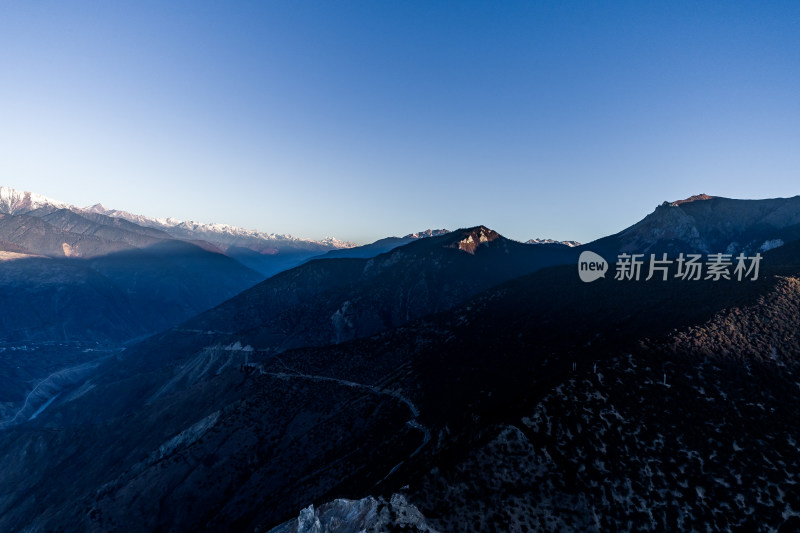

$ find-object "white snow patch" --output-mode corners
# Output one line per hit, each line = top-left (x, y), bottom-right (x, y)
(760, 239), (784, 252)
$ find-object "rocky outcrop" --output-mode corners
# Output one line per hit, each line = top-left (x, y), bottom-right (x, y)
(267, 494), (439, 533)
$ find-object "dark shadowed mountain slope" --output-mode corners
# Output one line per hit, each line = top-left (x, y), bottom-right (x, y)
(0, 225), (578, 431)
(256, 240), (800, 532)
(2, 232), (799, 531)
(405, 250), (800, 532)
(0, 240), (263, 343)
(0, 204), (265, 343)
(5, 197), (800, 531)
(0, 256), (141, 342)
(0, 188), (265, 342)
(586, 194), (800, 258)
(26, 225), (580, 420)
(134, 226), (580, 364)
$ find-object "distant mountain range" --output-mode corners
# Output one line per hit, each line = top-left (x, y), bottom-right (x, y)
(310, 229), (451, 260)
(525, 238), (582, 247)
(83, 203), (356, 276)
(0, 186), (580, 343)
(0, 187), (356, 276)
(2, 193), (800, 531)
(0, 187), (268, 343)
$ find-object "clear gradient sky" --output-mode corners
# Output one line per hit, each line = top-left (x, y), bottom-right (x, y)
(2, 1), (799, 244)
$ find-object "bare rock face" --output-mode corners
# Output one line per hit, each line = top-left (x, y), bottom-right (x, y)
(588, 194), (800, 257)
(266, 494), (439, 533)
(669, 193), (716, 206)
(447, 226), (500, 254)
(619, 202), (707, 253)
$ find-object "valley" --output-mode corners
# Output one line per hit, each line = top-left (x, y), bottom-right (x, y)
(5, 3), (798, 530)
(1, 193), (800, 531)
(0, 341), (123, 428)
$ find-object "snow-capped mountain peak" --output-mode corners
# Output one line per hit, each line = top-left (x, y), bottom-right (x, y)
(2, 186), (356, 276)
(404, 229), (450, 239)
(526, 238), (581, 247)
(85, 203), (355, 248)
(0, 186), (70, 214)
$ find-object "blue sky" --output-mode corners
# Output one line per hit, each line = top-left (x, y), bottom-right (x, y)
(1, 1), (799, 244)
